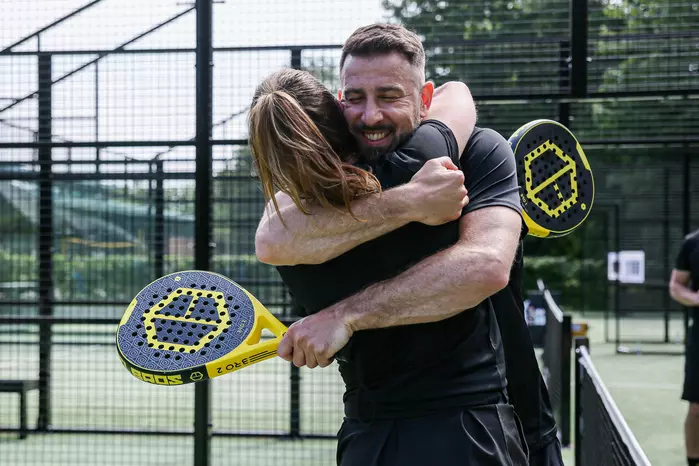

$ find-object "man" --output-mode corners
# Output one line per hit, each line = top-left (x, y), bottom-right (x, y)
(256, 23), (536, 465)
(670, 228), (699, 466)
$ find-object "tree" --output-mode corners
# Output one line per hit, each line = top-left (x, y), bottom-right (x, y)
(382, 0), (572, 92)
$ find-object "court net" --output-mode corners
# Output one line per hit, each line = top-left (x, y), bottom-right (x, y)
(575, 345), (652, 466)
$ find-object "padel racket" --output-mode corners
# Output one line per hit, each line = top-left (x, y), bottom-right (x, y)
(116, 270), (287, 385)
(508, 119), (594, 239)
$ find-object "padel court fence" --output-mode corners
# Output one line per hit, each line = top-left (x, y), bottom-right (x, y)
(1, 0), (698, 465)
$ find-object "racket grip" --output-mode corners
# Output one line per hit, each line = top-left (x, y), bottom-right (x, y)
(204, 291), (288, 379)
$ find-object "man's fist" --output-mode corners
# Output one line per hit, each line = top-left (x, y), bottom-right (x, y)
(408, 157), (469, 226)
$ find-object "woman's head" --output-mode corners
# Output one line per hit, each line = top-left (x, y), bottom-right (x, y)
(248, 68), (381, 221)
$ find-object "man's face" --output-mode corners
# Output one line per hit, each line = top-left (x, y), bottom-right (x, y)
(340, 52), (431, 159)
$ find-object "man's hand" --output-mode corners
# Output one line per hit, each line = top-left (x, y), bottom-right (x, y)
(407, 156), (469, 226)
(277, 309), (353, 369)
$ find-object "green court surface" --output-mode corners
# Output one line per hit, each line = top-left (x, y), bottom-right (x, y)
(560, 311), (688, 466)
(0, 336), (344, 465)
(0, 312), (688, 465)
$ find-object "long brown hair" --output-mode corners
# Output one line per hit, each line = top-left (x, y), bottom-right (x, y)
(248, 68), (381, 223)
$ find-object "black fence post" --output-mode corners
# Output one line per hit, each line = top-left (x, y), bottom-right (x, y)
(574, 337), (590, 466)
(558, 40), (570, 126)
(291, 48), (302, 70)
(683, 151), (691, 343)
(561, 314), (573, 447)
(37, 52), (53, 432)
(613, 203), (621, 350)
(288, 46), (302, 439)
(194, 0), (214, 465)
(663, 167), (670, 343)
(154, 159), (165, 278)
(570, 0), (588, 98)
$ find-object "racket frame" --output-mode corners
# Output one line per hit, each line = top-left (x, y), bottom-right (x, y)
(116, 271), (288, 385)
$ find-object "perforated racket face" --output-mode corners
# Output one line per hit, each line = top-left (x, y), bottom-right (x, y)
(509, 120), (594, 238)
(116, 271), (255, 379)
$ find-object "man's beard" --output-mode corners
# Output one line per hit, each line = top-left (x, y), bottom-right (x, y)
(354, 125), (416, 162)
(353, 105), (422, 161)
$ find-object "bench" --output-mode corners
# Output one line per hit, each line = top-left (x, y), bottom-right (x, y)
(0, 380), (39, 439)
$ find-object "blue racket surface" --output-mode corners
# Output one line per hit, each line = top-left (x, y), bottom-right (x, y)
(116, 270), (287, 385)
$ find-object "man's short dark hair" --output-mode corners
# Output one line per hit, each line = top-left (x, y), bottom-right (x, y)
(340, 23), (426, 82)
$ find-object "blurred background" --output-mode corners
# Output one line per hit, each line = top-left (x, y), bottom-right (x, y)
(0, 0), (697, 465)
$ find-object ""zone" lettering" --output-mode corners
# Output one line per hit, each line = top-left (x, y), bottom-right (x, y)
(131, 368), (183, 385)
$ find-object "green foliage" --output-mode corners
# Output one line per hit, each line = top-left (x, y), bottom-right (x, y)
(0, 190), (34, 234)
(0, 252), (282, 304)
(0, 249), (603, 311)
(523, 255), (607, 310)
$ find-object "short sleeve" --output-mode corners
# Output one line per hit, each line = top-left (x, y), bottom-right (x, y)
(460, 128), (522, 216)
(676, 237), (694, 271)
(374, 120), (460, 187)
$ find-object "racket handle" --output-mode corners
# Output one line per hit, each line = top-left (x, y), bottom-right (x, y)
(204, 291), (288, 378)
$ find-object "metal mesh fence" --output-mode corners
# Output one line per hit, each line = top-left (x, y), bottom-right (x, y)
(1, 0), (698, 464)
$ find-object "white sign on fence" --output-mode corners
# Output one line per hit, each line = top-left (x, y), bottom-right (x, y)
(607, 250), (645, 284)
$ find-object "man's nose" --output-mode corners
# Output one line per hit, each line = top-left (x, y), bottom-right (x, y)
(361, 100), (383, 127)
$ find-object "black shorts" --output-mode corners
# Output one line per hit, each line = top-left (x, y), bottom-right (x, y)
(528, 437), (564, 466)
(336, 403), (529, 466)
(683, 325), (699, 403)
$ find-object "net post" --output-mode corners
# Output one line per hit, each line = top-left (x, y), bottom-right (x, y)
(573, 337), (589, 466)
(194, 0), (214, 465)
(37, 52), (53, 432)
(560, 314), (573, 447)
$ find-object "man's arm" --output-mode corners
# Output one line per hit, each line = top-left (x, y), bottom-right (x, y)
(426, 81), (477, 156)
(669, 269), (699, 307)
(256, 156), (467, 265)
(277, 206), (521, 368)
(338, 206), (520, 330)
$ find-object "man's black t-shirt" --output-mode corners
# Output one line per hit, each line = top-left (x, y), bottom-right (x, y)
(675, 229), (699, 329)
(491, 239), (559, 451)
(276, 122), (522, 420)
(676, 229), (699, 292)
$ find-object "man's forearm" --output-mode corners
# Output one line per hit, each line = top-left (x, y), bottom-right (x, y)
(335, 244), (508, 331)
(256, 186), (416, 266)
(670, 283), (699, 307)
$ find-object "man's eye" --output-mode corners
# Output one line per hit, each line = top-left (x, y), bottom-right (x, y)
(382, 96), (400, 101)
(345, 97), (362, 103)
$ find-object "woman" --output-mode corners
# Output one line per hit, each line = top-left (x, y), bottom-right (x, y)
(246, 67), (475, 224)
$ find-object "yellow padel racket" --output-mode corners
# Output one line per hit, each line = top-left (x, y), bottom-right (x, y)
(508, 119), (595, 239)
(116, 270), (287, 385)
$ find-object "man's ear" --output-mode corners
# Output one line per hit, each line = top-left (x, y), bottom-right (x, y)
(337, 89), (343, 101)
(420, 81), (435, 120)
